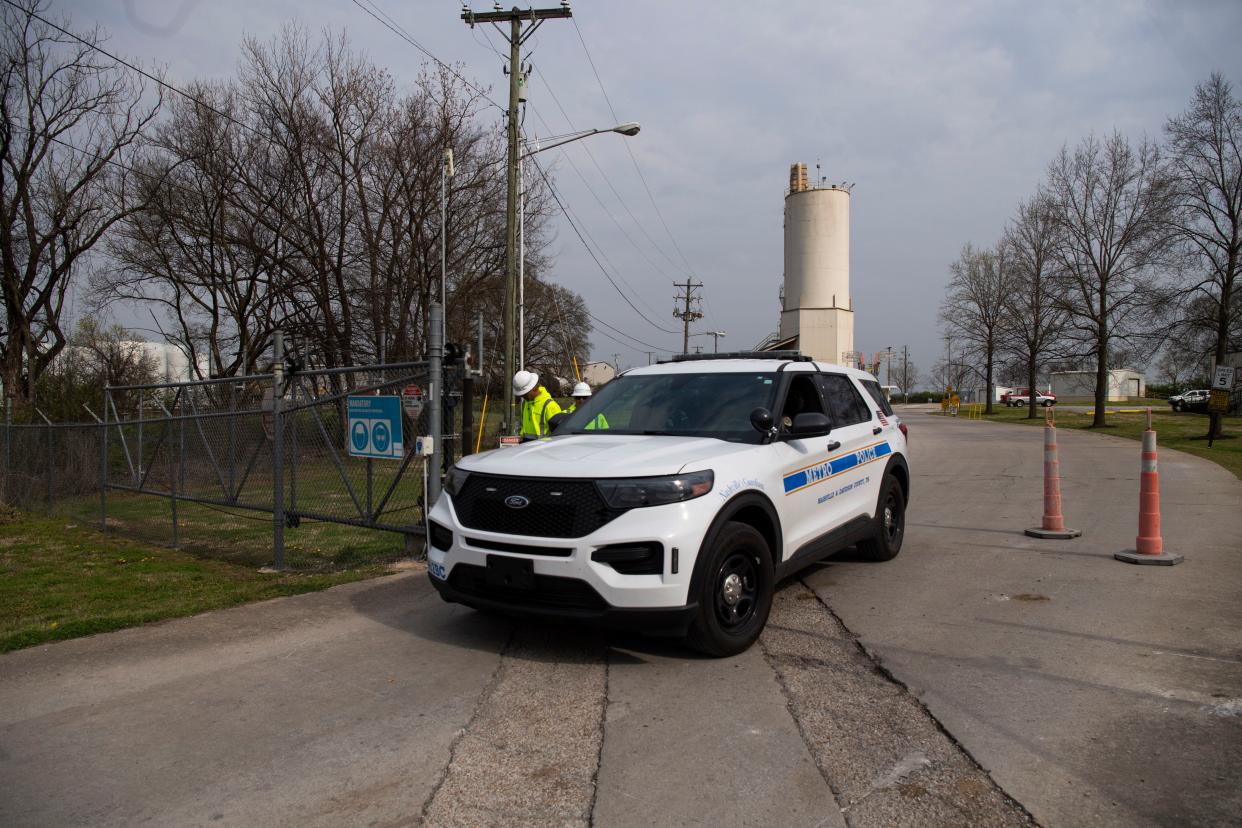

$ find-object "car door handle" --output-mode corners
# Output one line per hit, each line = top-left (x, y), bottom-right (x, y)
(872, 426), (882, 435)
(826, 441), (841, 452)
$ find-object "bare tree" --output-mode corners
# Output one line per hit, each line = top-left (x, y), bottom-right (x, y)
(34, 314), (157, 420)
(102, 80), (286, 377)
(0, 0), (161, 404)
(1046, 132), (1174, 426)
(1003, 194), (1069, 418)
(1165, 73), (1242, 439)
(897, 355), (919, 400)
(99, 27), (571, 380)
(939, 242), (1012, 413)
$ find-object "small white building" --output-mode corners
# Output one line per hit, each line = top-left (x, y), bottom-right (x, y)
(959, 385), (1013, 403)
(1051, 370), (1145, 401)
(581, 361), (617, 388)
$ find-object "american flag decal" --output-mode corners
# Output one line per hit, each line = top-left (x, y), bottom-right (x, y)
(877, 411), (889, 426)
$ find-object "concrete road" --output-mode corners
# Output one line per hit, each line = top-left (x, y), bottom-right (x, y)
(2, 412), (1235, 826)
(810, 412), (1242, 827)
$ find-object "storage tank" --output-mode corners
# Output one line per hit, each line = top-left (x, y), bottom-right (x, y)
(778, 163), (853, 364)
(782, 185), (850, 315)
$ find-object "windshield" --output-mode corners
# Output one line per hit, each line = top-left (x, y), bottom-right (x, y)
(559, 371), (778, 442)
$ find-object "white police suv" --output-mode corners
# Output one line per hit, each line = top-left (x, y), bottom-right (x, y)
(427, 352), (910, 656)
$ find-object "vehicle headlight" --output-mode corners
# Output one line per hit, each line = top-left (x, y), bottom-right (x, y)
(596, 470), (714, 509)
(444, 466), (470, 497)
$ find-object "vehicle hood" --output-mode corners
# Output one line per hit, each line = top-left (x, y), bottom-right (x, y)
(457, 434), (754, 478)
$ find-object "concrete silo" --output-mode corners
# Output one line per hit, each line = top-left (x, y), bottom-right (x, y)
(776, 162), (853, 364)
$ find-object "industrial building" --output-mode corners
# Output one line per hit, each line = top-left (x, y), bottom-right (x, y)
(1051, 369), (1145, 402)
(760, 163), (855, 365)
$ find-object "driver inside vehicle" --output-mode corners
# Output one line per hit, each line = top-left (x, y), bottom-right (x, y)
(781, 376), (820, 431)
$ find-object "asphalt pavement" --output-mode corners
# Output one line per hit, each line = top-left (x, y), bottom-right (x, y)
(1, 411), (1237, 826)
(806, 410), (1242, 827)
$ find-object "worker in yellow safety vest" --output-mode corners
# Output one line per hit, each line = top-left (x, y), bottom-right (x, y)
(514, 370), (562, 440)
(568, 382), (609, 430)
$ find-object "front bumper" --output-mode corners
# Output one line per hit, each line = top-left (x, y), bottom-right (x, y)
(427, 489), (717, 633)
(427, 570), (697, 634)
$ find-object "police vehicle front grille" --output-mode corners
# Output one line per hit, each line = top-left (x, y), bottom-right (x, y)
(453, 473), (621, 538)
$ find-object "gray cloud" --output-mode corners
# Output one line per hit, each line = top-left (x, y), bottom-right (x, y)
(70, 0), (1242, 374)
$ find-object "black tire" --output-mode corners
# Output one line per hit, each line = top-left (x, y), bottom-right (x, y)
(1042, 399), (1054, 407)
(686, 522), (774, 657)
(856, 475), (906, 562)
(1173, 401), (1184, 412)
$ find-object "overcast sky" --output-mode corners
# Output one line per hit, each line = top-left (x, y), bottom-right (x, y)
(68, 0), (1242, 379)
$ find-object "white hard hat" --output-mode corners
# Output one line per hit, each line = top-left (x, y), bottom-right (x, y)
(512, 370), (538, 397)
(572, 382), (592, 398)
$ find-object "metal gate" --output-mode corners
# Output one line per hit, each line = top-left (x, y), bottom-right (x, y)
(102, 361), (443, 568)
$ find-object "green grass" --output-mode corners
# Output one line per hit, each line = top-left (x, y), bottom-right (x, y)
(0, 508), (389, 653)
(976, 405), (1242, 481)
(71, 493), (418, 571)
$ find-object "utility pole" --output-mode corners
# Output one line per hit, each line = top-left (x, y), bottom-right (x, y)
(672, 278), (704, 355)
(902, 345), (909, 400)
(645, 351), (655, 365)
(462, 3), (571, 435)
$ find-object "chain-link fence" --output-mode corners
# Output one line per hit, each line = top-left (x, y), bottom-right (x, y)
(1, 360), (488, 572)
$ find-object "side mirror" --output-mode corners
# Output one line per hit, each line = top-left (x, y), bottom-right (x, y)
(749, 407), (774, 433)
(789, 412), (832, 437)
(547, 412), (568, 433)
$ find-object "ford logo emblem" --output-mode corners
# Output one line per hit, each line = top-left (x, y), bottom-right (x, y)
(504, 495), (530, 509)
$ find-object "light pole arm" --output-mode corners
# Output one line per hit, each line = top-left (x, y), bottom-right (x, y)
(520, 122), (640, 159)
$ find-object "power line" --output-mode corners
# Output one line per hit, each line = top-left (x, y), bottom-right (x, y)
(572, 17), (703, 284)
(527, 155), (679, 341)
(587, 311), (671, 353)
(525, 105), (674, 326)
(529, 66), (681, 289)
(474, 22), (675, 327)
(348, 0), (503, 110)
(18, 0), (474, 240)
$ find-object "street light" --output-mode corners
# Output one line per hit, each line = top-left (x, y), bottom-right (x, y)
(689, 330), (727, 353)
(506, 122), (640, 433)
(520, 123), (641, 159)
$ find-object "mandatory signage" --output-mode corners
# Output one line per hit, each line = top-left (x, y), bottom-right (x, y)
(347, 395), (404, 459)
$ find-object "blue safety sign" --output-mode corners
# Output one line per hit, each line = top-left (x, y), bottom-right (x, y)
(347, 396), (404, 459)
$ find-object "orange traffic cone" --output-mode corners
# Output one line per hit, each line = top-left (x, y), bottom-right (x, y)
(1026, 410), (1081, 539)
(1116, 409), (1183, 565)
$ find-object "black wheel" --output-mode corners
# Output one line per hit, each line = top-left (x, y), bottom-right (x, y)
(856, 475), (906, 562)
(686, 522), (773, 657)
(1042, 399), (1054, 407)
(1173, 401), (1184, 412)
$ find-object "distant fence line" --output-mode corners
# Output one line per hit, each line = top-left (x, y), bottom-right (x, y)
(1, 361), (486, 570)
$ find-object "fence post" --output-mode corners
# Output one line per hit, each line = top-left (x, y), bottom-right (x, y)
(428, 303), (443, 506)
(462, 370), (474, 458)
(34, 409), (53, 514)
(137, 389), (144, 482)
(165, 401), (178, 548)
(272, 331), (285, 570)
(100, 389), (109, 531)
(2, 397), (9, 506)
(45, 422), (53, 515)
(289, 379), (298, 515)
(228, 382), (236, 499)
(4, 395), (11, 503)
